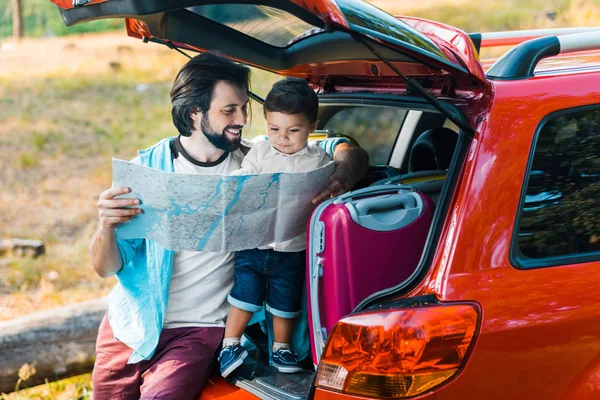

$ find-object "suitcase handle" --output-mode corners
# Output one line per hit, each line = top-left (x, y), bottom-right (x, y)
(333, 184), (413, 204)
(371, 170), (448, 186)
(346, 192), (424, 231)
(354, 194), (418, 215)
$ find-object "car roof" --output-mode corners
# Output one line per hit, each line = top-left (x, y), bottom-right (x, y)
(481, 50), (600, 77)
(535, 50), (600, 76)
(477, 28), (600, 78)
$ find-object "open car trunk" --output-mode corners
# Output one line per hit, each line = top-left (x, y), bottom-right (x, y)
(48, 1), (490, 398)
(50, 0), (487, 89)
(218, 94), (473, 399)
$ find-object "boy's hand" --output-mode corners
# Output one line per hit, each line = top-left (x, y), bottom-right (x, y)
(312, 143), (369, 204)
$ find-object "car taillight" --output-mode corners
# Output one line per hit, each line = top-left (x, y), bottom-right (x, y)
(315, 303), (480, 398)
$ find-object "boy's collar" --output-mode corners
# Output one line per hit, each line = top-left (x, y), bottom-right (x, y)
(264, 143), (321, 159)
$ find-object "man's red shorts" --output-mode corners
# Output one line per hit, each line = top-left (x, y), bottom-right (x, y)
(92, 314), (224, 400)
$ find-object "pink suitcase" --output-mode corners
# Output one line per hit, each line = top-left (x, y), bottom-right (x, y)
(306, 185), (434, 364)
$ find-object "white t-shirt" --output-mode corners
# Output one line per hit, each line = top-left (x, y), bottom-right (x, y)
(163, 137), (246, 329)
(233, 140), (332, 252)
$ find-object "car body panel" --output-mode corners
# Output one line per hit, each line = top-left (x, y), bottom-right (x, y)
(197, 377), (260, 399)
(397, 72), (600, 399)
(397, 16), (486, 85)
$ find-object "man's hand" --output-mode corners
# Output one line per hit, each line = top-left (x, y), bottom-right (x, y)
(90, 187), (141, 278)
(312, 143), (369, 204)
(97, 187), (142, 231)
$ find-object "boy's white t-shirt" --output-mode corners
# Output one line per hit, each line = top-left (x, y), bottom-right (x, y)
(163, 138), (332, 328)
(233, 140), (332, 252)
(163, 139), (246, 329)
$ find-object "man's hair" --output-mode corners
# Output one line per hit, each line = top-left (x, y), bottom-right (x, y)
(170, 52), (251, 137)
(263, 78), (318, 124)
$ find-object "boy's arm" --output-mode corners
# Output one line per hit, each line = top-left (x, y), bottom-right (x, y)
(312, 142), (369, 204)
(232, 145), (262, 175)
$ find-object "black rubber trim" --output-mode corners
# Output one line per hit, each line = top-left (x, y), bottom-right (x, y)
(173, 136), (230, 167)
(57, 0), (324, 28)
(487, 36), (560, 80)
(351, 117), (472, 312)
(317, 93), (471, 132)
(510, 104), (600, 270)
(366, 294), (440, 311)
(468, 33), (481, 55)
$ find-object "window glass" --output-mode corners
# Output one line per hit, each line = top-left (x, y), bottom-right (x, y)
(337, 1), (445, 60)
(517, 108), (600, 259)
(187, 5), (323, 48)
(322, 106), (407, 165)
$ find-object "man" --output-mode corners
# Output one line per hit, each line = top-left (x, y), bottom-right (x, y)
(90, 52), (368, 400)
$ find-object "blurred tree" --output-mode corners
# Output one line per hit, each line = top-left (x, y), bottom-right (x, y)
(11, 0), (23, 38)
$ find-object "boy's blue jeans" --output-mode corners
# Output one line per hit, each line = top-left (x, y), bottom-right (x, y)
(228, 248), (306, 319)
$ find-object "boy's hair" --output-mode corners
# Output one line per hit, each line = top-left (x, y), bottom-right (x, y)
(263, 78), (318, 124)
(170, 52), (251, 137)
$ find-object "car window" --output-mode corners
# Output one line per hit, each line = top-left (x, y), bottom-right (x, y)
(321, 106), (407, 165)
(516, 107), (600, 262)
(187, 5), (323, 48)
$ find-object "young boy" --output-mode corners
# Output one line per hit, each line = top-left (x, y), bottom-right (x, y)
(218, 78), (331, 377)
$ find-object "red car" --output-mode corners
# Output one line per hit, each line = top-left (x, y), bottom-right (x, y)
(51, 1), (600, 399)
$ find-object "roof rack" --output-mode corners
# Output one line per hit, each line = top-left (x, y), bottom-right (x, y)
(469, 27), (600, 51)
(485, 31), (600, 80)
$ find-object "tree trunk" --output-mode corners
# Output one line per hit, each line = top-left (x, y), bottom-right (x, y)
(0, 298), (108, 394)
(11, 0), (24, 39)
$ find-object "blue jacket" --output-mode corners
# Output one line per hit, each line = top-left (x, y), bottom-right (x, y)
(109, 137), (175, 363)
(108, 136), (347, 363)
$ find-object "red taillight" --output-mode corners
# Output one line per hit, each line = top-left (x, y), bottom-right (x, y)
(315, 303), (480, 398)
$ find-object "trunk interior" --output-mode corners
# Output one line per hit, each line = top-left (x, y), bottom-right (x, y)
(226, 93), (471, 399)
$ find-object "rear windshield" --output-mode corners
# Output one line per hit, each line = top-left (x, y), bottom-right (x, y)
(187, 5), (323, 48)
(336, 0), (446, 61)
(320, 105), (408, 165)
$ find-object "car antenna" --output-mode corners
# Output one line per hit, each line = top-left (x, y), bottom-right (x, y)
(141, 36), (265, 105)
(351, 33), (475, 137)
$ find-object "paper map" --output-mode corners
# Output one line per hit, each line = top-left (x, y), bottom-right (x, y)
(112, 159), (334, 252)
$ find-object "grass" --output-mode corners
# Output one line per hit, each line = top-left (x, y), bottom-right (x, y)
(0, 373), (92, 400)
(0, 31), (279, 322)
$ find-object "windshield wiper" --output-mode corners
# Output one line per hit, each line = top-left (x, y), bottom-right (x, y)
(353, 33), (475, 137)
(141, 36), (265, 105)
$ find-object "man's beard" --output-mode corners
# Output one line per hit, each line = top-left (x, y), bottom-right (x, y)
(201, 114), (242, 152)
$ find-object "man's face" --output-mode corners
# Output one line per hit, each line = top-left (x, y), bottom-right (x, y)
(192, 81), (249, 151)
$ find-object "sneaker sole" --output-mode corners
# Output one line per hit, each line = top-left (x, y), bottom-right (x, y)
(273, 364), (303, 374)
(221, 350), (248, 378)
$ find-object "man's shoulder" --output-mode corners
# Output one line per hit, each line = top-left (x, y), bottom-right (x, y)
(135, 136), (176, 168)
(238, 138), (253, 156)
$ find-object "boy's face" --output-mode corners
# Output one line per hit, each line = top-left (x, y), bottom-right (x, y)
(265, 112), (317, 155)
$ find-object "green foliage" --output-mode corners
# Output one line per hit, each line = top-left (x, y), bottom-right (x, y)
(0, 0), (122, 38)
(18, 151), (40, 168)
(0, 373), (93, 400)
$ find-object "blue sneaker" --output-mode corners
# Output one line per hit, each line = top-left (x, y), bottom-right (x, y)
(218, 345), (248, 378)
(270, 348), (303, 373)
